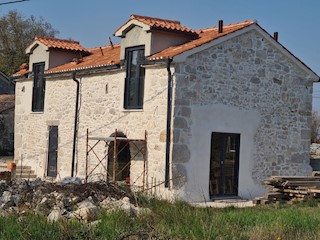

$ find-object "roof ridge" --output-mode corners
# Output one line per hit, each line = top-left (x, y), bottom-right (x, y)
(88, 44), (120, 51)
(131, 14), (181, 24)
(197, 20), (256, 33)
(195, 19), (257, 33)
(35, 36), (80, 44)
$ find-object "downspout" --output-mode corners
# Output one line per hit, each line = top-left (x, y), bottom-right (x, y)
(72, 72), (80, 177)
(165, 58), (173, 188)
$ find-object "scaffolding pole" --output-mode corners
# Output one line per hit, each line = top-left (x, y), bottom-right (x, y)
(85, 128), (147, 188)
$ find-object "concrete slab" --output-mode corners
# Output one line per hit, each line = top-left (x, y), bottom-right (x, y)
(191, 199), (255, 208)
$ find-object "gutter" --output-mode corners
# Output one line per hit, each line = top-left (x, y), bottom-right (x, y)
(165, 58), (173, 188)
(71, 72), (80, 177)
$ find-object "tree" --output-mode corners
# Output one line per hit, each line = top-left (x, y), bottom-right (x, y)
(311, 111), (320, 143)
(0, 10), (59, 75)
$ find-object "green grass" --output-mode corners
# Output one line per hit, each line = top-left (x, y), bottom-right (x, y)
(1, 199), (320, 239)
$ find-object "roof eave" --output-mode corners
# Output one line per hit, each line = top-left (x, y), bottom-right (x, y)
(114, 19), (151, 37)
(26, 41), (49, 54)
(45, 64), (121, 77)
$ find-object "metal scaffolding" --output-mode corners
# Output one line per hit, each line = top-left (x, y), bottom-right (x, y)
(85, 128), (147, 189)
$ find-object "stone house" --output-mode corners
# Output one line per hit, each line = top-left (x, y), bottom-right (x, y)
(0, 71), (14, 156)
(12, 15), (319, 202)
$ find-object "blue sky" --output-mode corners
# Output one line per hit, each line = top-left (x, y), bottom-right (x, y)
(1, 0), (320, 111)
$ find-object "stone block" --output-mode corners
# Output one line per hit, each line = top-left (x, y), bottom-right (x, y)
(159, 130), (166, 142)
(172, 163), (187, 190)
(300, 129), (310, 140)
(250, 77), (260, 84)
(174, 117), (188, 129)
(172, 144), (190, 163)
(291, 153), (307, 163)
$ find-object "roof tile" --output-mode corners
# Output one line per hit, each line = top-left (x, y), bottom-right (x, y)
(149, 20), (256, 59)
(35, 36), (88, 52)
(46, 44), (120, 74)
(116, 14), (197, 36)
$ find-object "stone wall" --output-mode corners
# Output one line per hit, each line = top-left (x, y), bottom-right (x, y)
(14, 66), (170, 193)
(171, 30), (315, 201)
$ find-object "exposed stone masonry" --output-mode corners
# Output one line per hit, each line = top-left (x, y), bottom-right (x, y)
(172, 30), (314, 189)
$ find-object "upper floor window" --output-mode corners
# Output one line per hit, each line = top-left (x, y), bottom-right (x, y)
(124, 46), (145, 109)
(32, 62), (45, 112)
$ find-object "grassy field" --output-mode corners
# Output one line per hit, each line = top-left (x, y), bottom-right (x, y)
(1, 198), (320, 239)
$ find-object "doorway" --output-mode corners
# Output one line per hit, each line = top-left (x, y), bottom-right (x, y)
(107, 132), (131, 181)
(47, 126), (58, 177)
(209, 132), (240, 198)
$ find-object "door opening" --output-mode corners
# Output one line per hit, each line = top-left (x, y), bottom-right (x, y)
(107, 132), (131, 181)
(47, 126), (58, 177)
(209, 132), (240, 198)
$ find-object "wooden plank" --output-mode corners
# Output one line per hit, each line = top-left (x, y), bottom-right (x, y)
(283, 189), (308, 194)
(270, 176), (320, 180)
(282, 181), (320, 187)
(308, 189), (320, 193)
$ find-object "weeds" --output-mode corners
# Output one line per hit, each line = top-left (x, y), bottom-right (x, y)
(1, 198), (320, 239)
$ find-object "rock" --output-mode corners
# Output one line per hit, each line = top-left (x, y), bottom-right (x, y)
(71, 196), (81, 204)
(29, 177), (42, 188)
(311, 143), (320, 158)
(47, 208), (64, 222)
(88, 220), (101, 227)
(0, 191), (14, 209)
(40, 197), (48, 204)
(1, 191), (12, 203)
(0, 179), (135, 220)
(100, 197), (120, 209)
(100, 197), (133, 216)
(132, 206), (152, 217)
(61, 177), (82, 185)
(12, 194), (20, 206)
(121, 197), (132, 215)
(73, 200), (99, 222)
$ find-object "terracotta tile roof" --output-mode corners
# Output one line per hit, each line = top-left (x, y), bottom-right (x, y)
(149, 20), (256, 59)
(12, 68), (29, 77)
(46, 44), (120, 74)
(12, 63), (29, 77)
(115, 14), (197, 36)
(0, 94), (15, 113)
(33, 36), (88, 52)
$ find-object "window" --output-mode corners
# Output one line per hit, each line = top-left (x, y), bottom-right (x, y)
(124, 46), (145, 109)
(32, 62), (45, 112)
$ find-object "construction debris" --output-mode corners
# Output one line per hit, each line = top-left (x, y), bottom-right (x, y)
(0, 178), (151, 222)
(254, 176), (320, 204)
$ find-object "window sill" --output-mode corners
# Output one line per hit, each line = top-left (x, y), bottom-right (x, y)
(122, 108), (143, 112)
(30, 111), (44, 114)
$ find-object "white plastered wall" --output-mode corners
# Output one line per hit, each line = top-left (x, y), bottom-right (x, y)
(183, 104), (263, 202)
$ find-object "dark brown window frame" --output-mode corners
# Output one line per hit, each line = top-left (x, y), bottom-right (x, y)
(124, 46), (145, 109)
(32, 62), (45, 112)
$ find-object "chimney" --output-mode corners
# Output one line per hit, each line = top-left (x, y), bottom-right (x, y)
(218, 20), (223, 33)
(273, 32), (278, 42)
(20, 63), (29, 71)
(109, 37), (114, 49)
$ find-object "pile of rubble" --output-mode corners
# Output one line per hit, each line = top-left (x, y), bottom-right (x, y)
(0, 178), (151, 222)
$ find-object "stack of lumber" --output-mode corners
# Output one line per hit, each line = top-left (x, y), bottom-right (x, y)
(254, 176), (320, 204)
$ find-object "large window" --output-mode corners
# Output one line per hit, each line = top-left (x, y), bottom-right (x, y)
(32, 62), (45, 112)
(124, 46), (145, 109)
